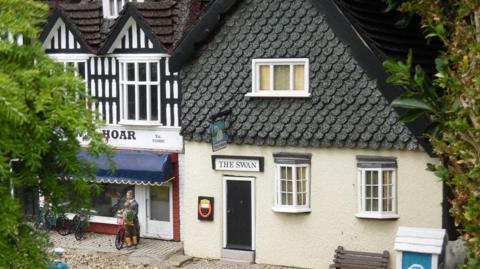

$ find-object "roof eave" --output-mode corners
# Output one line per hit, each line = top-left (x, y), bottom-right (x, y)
(170, 0), (239, 72)
(40, 7), (94, 54)
(312, 0), (434, 157)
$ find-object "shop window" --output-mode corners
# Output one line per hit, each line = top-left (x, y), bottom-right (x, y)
(119, 61), (160, 125)
(248, 58), (310, 98)
(273, 153), (311, 213)
(91, 183), (134, 217)
(356, 156), (399, 219)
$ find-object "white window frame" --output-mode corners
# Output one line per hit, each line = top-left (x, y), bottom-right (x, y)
(247, 58), (310, 98)
(273, 163), (311, 213)
(118, 58), (161, 126)
(102, 0), (144, 19)
(356, 167), (399, 219)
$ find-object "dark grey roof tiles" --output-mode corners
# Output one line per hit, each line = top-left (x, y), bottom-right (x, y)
(180, 0), (420, 151)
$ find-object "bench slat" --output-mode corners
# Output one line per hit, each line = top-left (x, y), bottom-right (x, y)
(330, 246), (389, 269)
(335, 249), (388, 258)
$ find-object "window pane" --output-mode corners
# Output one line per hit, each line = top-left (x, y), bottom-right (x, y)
(259, 65), (270, 91)
(281, 166), (286, 179)
(273, 65), (290, 90)
(151, 85), (158, 121)
(139, 63), (146, 81)
(127, 85), (135, 120)
(91, 184), (133, 217)
(286, 166), (292, 179)
(372, 199), (378, 211)
(296, 180), (302, 193)
(127, 63), (135, 81)
(78, 62), (85, 78)
(297, 193), (304, 206)
(366, 199), (371, 211)
(150, 186), (170, 221)
(294, 65), (304, 91)
(372, 186), (378, 198)
(366, 186), (371, 198)
(287, 180), (292, 192)
(287, 193), (292, 205)
(366, 171), (372, 185)
(372, 171), (378, 185)
(139, 85), (147, 120)
(383, 171), (392, 185)
(150, 63), (158, 81)
(281, 181), (286, 192)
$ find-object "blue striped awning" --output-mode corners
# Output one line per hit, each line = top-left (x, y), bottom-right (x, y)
(77, 151), (174, 186)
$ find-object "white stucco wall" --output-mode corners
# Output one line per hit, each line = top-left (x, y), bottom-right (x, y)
(182, 142), (442, 269)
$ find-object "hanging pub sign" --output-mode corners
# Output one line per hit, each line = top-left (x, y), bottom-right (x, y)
(198, 196), (214, 221)
(211, 119), (228, 152)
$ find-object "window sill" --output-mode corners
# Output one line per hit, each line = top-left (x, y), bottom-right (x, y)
(355, 212), (399, 220)
(245, 92), (311, 98)
(118, 120), (163, 127)
(272, 206), (311, 214)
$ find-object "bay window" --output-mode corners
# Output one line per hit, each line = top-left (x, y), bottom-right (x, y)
(356, 156), (398, 219)
(273, 153), (311, 213)
(119, 61), (160, 124)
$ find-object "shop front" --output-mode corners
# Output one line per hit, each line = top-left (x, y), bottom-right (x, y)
(78, 150), (180, 240)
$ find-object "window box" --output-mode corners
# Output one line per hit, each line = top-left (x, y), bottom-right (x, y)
(250, 58), (309, 97)
(273, 152), (312, 213)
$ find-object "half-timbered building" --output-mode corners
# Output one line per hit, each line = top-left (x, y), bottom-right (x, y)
(40, 0), (209, 240)
(171, 0), (448, 268)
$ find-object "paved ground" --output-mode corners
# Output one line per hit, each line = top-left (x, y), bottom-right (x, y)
(50, 232), (300, 269)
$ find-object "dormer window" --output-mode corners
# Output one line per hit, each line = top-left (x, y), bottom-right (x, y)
(102, 0), (144, 18)
(247, 58), (310, 98)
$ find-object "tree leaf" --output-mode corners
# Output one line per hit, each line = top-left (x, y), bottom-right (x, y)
(392, 96), (433, 111)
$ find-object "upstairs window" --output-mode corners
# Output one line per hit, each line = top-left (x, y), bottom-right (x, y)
(356, 156), (398, 219)
(248, 58), (309, 98)
(102, 0), (144, 18)
(119, 61), (160, 125)
(273, 153), (311, 213)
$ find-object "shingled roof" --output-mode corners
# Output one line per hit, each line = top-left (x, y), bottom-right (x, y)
(42, 0), (212, 54)
(60, 2), (104, 51)
(179, 0), (424, 151)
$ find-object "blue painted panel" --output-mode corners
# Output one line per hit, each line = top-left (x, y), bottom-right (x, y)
(402, 252), (432, 269)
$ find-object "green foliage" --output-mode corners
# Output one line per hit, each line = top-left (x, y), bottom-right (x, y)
(384, 0), (480, 267)
(0, 0), (110, 267)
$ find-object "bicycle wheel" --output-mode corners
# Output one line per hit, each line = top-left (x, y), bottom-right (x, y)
(56, 216), (69, 236)
(74, 224), (85, 241)
(115, 230), (124, 250)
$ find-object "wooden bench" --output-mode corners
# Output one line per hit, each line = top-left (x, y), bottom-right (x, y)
(329, 246), (389, 269)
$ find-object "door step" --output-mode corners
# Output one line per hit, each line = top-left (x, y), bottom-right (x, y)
(221, 249), (255, 264)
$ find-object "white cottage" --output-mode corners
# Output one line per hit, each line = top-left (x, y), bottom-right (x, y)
(169, 0), (453, 268)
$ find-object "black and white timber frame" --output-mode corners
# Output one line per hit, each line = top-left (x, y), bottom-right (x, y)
(40, 9), (181, 128)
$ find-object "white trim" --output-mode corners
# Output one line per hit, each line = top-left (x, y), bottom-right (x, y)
(357, 167), (398, 218)
(89, 215), (118, 225)
(355, 212), (399, 219)
(48, 53), (93, 61)
(396, 251), (403, 269)
(250, 58), (309, 97)
(223, 176), (255, 251)
(114, 54), (170, 60)
(271, 206), (311, 213)
(273, 163), (311, 212)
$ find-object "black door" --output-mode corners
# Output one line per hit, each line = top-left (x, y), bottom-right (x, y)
(226, 179), (252, 250)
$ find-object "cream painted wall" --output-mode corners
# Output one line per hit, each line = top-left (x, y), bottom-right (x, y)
(183, 142), (442, 269)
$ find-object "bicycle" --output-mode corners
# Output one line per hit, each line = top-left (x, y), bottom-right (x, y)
(35, 206), (69, 234)
(115, 213), (125, 250)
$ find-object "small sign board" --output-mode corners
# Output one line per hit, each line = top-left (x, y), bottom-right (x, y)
(212, 155), (264, 172)
(211, 119), (227, 152)
(198, 196), (214, 221)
